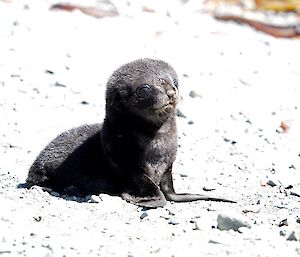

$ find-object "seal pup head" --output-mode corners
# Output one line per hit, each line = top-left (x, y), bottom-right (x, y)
(105, 58), (179, 126)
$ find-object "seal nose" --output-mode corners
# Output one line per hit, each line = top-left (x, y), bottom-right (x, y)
(166, 88), (176, 98)
(166, 83), (178, 100)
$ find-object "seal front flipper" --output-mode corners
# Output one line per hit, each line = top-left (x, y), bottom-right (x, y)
(121, 192), (167, 208)
(121, 174), (167, 208)
(160, 166), (236, 203)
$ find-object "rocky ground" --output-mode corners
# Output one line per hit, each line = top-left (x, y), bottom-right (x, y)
(1, 0), (300, 256)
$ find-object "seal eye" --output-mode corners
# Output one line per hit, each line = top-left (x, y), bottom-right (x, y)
(136, 84), (151, 98)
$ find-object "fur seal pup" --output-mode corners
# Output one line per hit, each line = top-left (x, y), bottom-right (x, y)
(26, 58), (235, 207)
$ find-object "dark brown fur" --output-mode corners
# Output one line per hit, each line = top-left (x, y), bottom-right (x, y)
(26, 58), (235, 207)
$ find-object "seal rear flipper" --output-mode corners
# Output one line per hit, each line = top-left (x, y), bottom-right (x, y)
(164, 193), (236, 203)
(160, 166), (236, 203)
(121, 192), (167, 208)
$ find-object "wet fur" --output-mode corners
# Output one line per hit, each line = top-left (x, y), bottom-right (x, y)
(26, 58), (235, 207)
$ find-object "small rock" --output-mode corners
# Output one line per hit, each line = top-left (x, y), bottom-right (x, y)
(188, 120), (194, 125)
(280, 230), (286, 236)
(191, 220), (200, 230)
(217, 213), (251, 232)
(33, 216), (42, 222)
(176, 109), (186, 118)
(89, 195), (102, 203)
(208, 239), (222, 244)
(50, 191), (60, 197)
(203, 187), (216, 192)
(278, 219), (288, 227)
(290, 185), (300, 197)
(266, 180), (277, 187)
(45, 69), (55, 75)
(287, 224), (300, 241)
(287, 231), (299, 241)
(242, 205), (261, 214)
(140, 212), (148, 220)
(223, 137), (236, 145)
(54, 81), (66, 87)
(0, 237), (10, 254)
(274, 200), (288, 209)
(169, 219), (179, 225)
(203, 184), (216, 192)
(189, 90), (202, 98)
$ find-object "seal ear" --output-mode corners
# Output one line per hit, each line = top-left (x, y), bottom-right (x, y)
(106, 87), (121, 110)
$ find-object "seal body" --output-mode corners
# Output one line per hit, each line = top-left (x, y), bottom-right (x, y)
(27, 58), (235, 207)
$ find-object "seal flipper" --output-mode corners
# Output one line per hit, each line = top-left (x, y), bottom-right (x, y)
(160, 166), (236, 203)
(121, 174), (167, 208)
(121, 192), (167, 208)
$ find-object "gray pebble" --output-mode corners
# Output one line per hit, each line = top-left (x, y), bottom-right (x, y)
(140, 212), (148, 220)
(280, 230), (286, 237)
(203, 185), (216, 192)
(208, 239), (222, 244)
(274, 200), (288, 209)
(290, 185), (300, 197)
(89, 195), (102, 203)
(217, 213), (251, 232)
(266, 180), (277, 187)
(287, 225), (300, 241)
(0, 237), (10, 254)
(242, 205), (261, 214)
(176, 109), (186, 118)
(278, 219), (288, 227)
(169, 219), (179, 225)
(191, 220), (200, 230)
(50, 191), (60, 197)
(287, 231), (298, 241)
(189, 90), (202, 98)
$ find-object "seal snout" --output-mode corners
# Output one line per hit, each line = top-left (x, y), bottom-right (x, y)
(165, 84), (178, 106)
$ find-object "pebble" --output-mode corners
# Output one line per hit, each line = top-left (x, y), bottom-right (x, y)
(287, 231), (299, 241)
(189, 90), (203, 98)
(290, 185), (300, 197)
(287, 224), (300, 241)
(203, 183), (216, 192)
(279, 230), (286, 237)
(50, 191), (60, 197)
(89, 195), (102, 203)
(176, 109), (186, 118)
(266, 180), (277, 187)
(0, 237), (10, 254)
(273, 200), (288, 209)
(208, 239), (222, 244)
(242, 205), (261, 214)
(169, 219), (180, 225)
(278, 218), (288, 227)
(140, 212), (148, 220)
(217, 213), (251, 232)
(191, 220), (200, 230)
